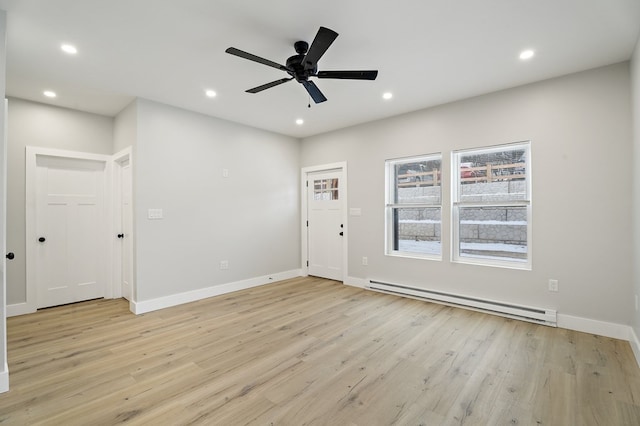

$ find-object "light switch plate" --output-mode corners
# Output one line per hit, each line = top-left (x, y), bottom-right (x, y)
(148, 208), (163, 219)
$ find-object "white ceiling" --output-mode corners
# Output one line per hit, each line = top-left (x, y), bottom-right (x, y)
(0, 0), (638, 138)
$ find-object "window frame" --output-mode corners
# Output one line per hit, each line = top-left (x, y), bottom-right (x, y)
(451, 141), (532, 269)
(385, 153), (443, 260)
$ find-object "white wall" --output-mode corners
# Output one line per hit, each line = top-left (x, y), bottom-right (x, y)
(134, 99), (300, 302)
(5, 98), (114, 304)
(301, 62), (632, 326)
(631, 39), (640, 345)
(114, 100), (137, 153)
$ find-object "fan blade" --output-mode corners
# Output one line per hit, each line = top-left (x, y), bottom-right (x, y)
(316, 70), (378, 80)
(301, 80), (327, 103)
(303, 27), (338, 70)
(225, 47), (288, 71)
(246, 78), (293, 93)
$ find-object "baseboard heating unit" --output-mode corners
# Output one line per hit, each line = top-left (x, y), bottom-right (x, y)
(367, 280), (557, 327)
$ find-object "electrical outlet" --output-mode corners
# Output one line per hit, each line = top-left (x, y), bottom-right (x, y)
(362, 256), (368, 266)
(220, 260), (229, 270)
(548, 279), (559, 292)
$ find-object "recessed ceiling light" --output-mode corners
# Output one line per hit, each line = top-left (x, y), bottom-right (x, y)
(205, 90), (217, 98)
(519, 49), (535, 60)
(43, 90), (57, 98)
(382, 92), (393, 100)
(61, 44), (77, 55)
(295, 119), (304, 125)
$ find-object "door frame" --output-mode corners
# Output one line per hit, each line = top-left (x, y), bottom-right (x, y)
(112, 147), (134, 302)
(301, 162), (348, 282)
(25, 147), (114, 313)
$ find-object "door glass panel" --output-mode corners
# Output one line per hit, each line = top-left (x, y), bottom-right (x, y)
(313, 178), (339, 200)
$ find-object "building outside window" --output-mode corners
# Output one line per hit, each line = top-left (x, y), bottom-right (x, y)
(452, 141), (531, 269)
(385, 154), (442, 259)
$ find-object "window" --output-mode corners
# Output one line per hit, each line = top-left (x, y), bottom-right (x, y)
(385, 154), (442, 259)
(313, 178), (339, 200)
(452, 142), (531, 268)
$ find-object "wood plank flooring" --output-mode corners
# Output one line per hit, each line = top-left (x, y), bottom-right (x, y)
(1, 276), (639, 425)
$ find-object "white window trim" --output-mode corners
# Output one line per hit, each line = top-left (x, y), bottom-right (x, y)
(451, 141), (532, 270)
(385, 154), (442, 260)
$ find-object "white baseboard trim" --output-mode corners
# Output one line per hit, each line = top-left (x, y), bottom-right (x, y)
(0, 363), (8, 393)
(130, 269), (302, 315)
(630, 327), (640, 369)
(344, 276), (368, 289)
(6, 302), (36, 317)
(557, 314), (631, 341)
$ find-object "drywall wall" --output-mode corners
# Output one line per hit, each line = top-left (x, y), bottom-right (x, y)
(114, 100), (137, 153)
(5, 98), (114, 304)
(134, 99), (300, 302)
(301, 62), (632, 325)
(632, 39), (640, 341)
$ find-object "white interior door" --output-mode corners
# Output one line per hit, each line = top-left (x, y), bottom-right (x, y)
(1, 98), (9, 393)
(35, 155), (107, 308)
(307, 169), (344, 281)
(119, 158), (133, 301)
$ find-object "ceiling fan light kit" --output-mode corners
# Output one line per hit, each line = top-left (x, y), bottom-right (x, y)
(225, 26), (378, 104)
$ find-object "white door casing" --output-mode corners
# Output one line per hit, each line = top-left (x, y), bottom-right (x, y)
(35, 155), (107, 308)
(301, 163), (347, 282)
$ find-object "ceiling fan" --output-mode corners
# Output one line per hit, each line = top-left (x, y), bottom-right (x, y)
(225, 26), (378, 104)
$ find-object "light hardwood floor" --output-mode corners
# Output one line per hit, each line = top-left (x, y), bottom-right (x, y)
(1, 277), (639, 425)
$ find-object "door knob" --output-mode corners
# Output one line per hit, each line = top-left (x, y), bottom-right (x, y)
(6, 252), (14, 260)
(38, 237), (46, 243)
(117, 234), (124, 239)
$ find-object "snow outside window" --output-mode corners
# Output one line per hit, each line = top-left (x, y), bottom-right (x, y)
(452, 142), (531, 269)
(385, 154), (442, 259)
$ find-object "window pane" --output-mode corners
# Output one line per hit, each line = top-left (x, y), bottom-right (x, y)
(313, 178), (339, 200)
(386, 154), (442, 259)
(458, 147), (527, 202)
(394, 207), (441, 255)
(458, 206), (527, 261)
(394, 158), (441, 205)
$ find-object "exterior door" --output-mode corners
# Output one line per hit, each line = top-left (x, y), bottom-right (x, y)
(35, 155), (106, 308)
(307, 170), (344, 281)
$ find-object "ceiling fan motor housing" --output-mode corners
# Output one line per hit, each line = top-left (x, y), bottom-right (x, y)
(294, 40), (309, 54)
(286, 52), (316, 82)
